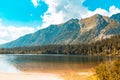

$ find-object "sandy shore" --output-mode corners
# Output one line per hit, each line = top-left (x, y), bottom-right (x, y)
(0, 71), (94, 80)
(61, 71), (93, 80)
(0, 72), (63, 80)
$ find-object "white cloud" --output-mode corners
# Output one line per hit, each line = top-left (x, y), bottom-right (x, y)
(81, 8), (109, 18)
(1, 1), (119, 44)
(82, 5), (120, 18)
(40, 0), (120, 29)
(31, 0), (40, 7)
(0, 22), (35, 44)
(109, 5), (120, 16)
(41, 0), (88, 28)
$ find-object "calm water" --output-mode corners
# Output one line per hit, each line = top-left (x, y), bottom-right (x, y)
(0, 54), (118, 73)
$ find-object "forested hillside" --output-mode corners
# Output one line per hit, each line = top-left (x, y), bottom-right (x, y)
(0, 35), (120, 56)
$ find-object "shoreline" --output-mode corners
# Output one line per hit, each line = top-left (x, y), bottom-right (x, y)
(0, 72), (63, 80)
(0, 70), (94, 80)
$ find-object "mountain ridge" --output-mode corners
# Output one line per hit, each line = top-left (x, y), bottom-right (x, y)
(1, 13), (120, 48)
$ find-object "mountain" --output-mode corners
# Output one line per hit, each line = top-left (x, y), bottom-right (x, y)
(110, 13), (120, 22)
(1, 13), (120, 48)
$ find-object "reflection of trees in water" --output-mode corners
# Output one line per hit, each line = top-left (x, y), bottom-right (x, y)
(9, 55), (119, 72)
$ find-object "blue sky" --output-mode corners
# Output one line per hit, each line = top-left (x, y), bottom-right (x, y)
(83, 0), (120, 11)
(0, 0), (120, 44)
(0, 0), (120, 27)
(0, 0), (48, 27)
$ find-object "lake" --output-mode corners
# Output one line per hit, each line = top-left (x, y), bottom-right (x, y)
(0, 54), (118, 73)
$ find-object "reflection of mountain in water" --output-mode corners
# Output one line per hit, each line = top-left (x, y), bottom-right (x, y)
(5, 54), (116, 72)
(0, 55), (20, 73)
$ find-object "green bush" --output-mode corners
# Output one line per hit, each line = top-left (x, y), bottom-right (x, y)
(96, 59), (120, 80)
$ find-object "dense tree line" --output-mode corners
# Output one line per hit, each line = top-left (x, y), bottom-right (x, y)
(0, 35), (120, 55)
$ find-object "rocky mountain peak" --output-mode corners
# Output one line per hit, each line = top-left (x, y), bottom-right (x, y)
(79, 14), (108, 33)
(1, 13), (120, 48)
(65, 18), (79, 24)
(94, 14), (102, 19)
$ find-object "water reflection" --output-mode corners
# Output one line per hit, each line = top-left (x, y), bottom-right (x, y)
(0, 55), (20, 73)
(0, 54), (118, 73)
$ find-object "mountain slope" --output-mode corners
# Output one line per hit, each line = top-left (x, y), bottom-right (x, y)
(110, 13), (120, 22)
(72, 14), (120, 44)
(0, 14), (120, 48)
(0, 19), (80, 48)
